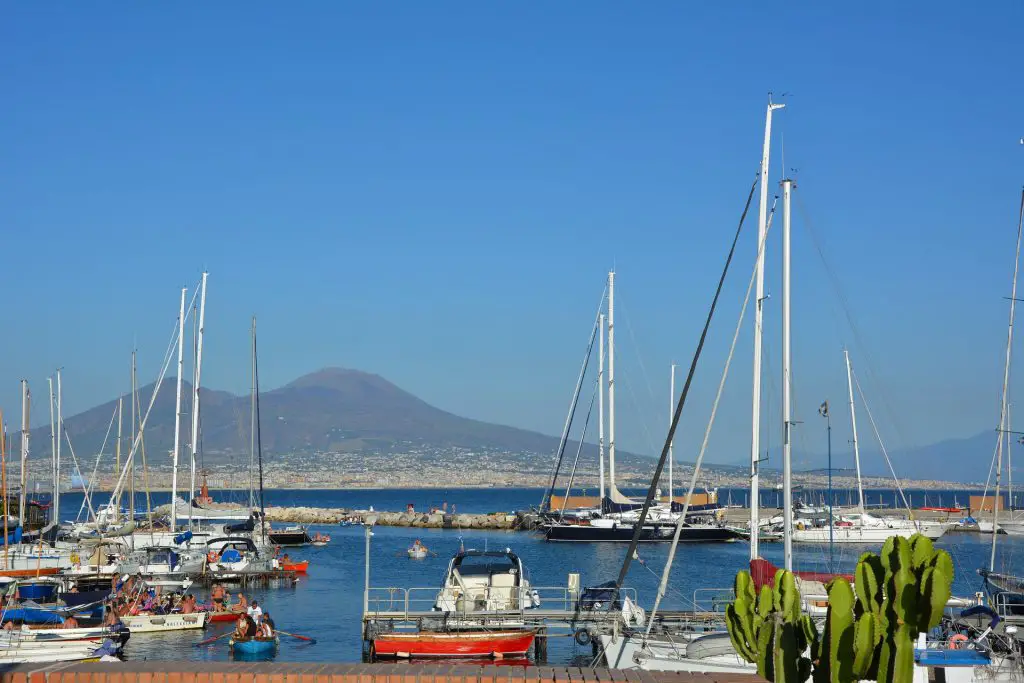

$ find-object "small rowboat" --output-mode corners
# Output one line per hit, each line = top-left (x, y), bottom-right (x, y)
(229, 636), (279, 655)
(407, 547), (428, 559)
(372, 629), (536, 659)
(122, 612), (208, 633)
(310, 540), (328, 547)
(279, 560), (308, 573)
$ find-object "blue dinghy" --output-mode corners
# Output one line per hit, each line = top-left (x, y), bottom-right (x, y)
(229, 636), (278, 656)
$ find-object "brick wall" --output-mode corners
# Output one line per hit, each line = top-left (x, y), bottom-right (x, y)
(0, 662), (759, 683)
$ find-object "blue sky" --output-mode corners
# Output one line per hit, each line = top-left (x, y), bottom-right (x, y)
(1, 2), (1022, 472)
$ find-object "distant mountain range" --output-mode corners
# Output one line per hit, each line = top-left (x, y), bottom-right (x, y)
(34, 367), (653, 469)
(29, 366), (998, 484)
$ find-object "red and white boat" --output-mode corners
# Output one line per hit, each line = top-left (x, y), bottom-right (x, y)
(371, 629), (536, 659)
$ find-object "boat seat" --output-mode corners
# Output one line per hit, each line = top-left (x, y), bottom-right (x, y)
(489, 572), (517, 609)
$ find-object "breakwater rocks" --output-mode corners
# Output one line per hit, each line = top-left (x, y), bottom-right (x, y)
(264, 506), (530, 530)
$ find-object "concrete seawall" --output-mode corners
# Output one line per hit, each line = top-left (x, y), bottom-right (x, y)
(266, 506), (530, 530)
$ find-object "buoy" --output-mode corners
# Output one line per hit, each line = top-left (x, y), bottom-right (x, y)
(949, 634), (969, 649)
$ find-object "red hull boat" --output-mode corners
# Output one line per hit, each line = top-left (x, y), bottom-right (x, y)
(208, 611), (244, 623)
(280, 560), (308, 573)
(372, 629), (536, 659)
(750, 557), (853, 590)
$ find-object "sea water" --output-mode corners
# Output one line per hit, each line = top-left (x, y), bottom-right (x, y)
(46, 488), (1024, 664)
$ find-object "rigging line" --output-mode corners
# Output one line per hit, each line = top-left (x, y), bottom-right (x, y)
(540, 286), (607, 510)
(61, 423), (99, 525)
(644, 177), (776, 636)
(619, 300), (660, 449)
(558, 378), (600, 521)
(621, 369), (659, 458)
(794, 193), (913, 457)
(76, 403), (118, 524)
(610, 172), (759, 614)
(851, 367), (913, 517)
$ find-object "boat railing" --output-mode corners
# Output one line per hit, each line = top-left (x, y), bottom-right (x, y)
(365, 585), (639, 621)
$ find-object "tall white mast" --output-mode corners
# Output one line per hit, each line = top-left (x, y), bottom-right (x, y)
(608, 270), (621, 501)
(990, 187), (1024, 571)
(844, 349), (866, 515)
(55, 369), (62, 525)
(669, 364), (676, 506)
(19, 380), (29, 529)
(781, 177), (794, 571)
(598, 313), (606, 503)
(115, 395), (123, 522)
(189, 272), (208, 530)
(170, 287), (187, 533)
(749, 98), (785, 561)
(48, 377), (56, 526)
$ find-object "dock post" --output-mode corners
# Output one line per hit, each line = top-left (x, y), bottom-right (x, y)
(534, 628), (547, 662)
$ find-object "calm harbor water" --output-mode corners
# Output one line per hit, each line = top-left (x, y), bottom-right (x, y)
(46, 487), (1024, 664)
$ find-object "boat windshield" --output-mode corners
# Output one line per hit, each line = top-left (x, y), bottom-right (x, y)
(455, 556), (516, 577)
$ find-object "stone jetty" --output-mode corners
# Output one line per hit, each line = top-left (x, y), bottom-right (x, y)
(264, 505), (528, 530)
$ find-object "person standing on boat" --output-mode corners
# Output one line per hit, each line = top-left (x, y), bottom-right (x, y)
(247, 599), (262, 623)
(211, 583), (226, 612)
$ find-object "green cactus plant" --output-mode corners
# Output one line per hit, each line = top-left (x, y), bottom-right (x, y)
(726, 568), (817, 682)
(726, 533), (953, 683)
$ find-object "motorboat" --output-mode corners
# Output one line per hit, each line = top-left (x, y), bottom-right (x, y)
(116, 545), (204, 585)
(205, 537), (274, 578)
(121, 611), (208, 633)
(433, 549), (539, 613)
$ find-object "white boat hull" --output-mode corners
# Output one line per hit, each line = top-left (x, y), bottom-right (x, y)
(122, 612), (208, 632)
(600, 633), (755, 674)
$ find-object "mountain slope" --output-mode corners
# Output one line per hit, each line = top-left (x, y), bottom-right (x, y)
(34, 367), (646, 468)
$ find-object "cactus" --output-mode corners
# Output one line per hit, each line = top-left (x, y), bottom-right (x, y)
(726, 568), (816, 682)
(726, 533), (953, 683)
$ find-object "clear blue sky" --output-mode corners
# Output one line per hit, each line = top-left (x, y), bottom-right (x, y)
(1, 2), (1022, 471)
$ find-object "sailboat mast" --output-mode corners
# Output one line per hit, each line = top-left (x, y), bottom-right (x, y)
(55, 369), (62, 525)
(189, 271), (208, 531)
(19, 380), (28, 529)
(845, 349), (866, 515)
(781, 177), (794, 571)
(990, 187), (1024, 571)
(250, 316), (257, 510)
(115, 395), (123, 522)
(669, 364), (676, 506)
(608, 270), (617, 497)
(48, 377), (56, 527)
(170, 287), (187, 533)
(750, 98), (784, 561)
(598, 313), (606, 502)
(253, 316), (267, 542)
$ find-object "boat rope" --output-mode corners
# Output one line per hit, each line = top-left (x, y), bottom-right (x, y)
(619, 300), (660, 455)
(643, 192), (776, 639)
(62, 421), (100, 526)
(558, 377), (599, 521)
(540, 288), (606, 510)
(851, 368), (912, 516)
(610, 172), (759, 609)
(76, 402), (118, 524)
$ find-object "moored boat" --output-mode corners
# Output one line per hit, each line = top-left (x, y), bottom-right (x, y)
(371, 629), (536, 659)
(279, 559), (308, 573)
(229, 636), (279, 655)
(121, 611), (208, 633)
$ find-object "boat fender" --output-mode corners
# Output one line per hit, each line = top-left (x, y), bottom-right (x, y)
(949, 634), (969, 649)
(574, 629), (592, 646)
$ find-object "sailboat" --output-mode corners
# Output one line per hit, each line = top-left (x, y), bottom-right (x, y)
(544, 271), (737, 543)
(786, 351), (949, 543)
(978, 187), (1024, 610)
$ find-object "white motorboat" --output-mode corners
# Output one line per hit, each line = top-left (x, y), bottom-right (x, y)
(117, 545), (205, 583)
(601, 631), (755, 674)
(205, 537), (274, 577)
(433, 548), (540, 613)
(121, 611), (208, 633)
